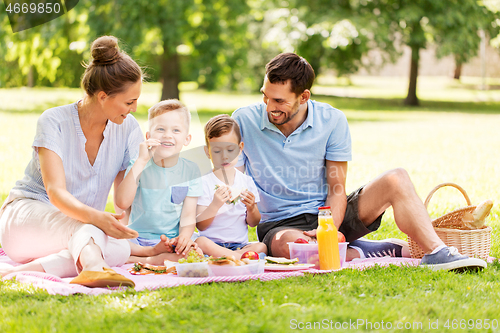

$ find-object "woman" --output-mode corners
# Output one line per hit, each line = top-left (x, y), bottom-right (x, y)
(0, 36), (145, 287)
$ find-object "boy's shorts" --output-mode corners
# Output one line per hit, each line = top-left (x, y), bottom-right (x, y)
(256, 186), (384, 256)
(214, 242), (249, 251)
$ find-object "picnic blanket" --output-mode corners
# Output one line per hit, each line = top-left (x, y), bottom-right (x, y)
(0, 249), (492, 296)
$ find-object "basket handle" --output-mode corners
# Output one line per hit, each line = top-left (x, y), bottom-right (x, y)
(424, 183), (472, 209)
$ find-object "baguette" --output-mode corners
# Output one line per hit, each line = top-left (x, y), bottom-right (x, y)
(464, 199), (493, 229)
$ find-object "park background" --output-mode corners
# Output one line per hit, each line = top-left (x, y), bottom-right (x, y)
(2, 1), (500, 332)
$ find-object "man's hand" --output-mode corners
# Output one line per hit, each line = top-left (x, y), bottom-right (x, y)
(303, 229), (345, 242)
(303, 229), (317, 239)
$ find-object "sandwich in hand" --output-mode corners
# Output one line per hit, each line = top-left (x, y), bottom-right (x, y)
(214, 184), (244, 204)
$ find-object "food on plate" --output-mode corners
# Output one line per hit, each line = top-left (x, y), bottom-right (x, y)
(209, 257), (238, 266)
(265, 256), (315, 270)
(294, 238), (309, 244)
(240, 250), (259, 260)
(129, 262), (176, 275)
(208, 255), (250, 266)
(214, 184), (245, 204)
(264, 263), (315, 271)
(265, 256), (299, 265)
(178, 249), (207, 263)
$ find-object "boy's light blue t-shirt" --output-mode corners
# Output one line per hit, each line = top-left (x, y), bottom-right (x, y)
(126, 157), (202, 239)
(232, 100), (352, 223)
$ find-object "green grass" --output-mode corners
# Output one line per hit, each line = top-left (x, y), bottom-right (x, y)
(2, 76), (500, 332)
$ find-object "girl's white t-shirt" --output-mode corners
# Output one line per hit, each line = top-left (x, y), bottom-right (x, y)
(197, 169), (260, 244)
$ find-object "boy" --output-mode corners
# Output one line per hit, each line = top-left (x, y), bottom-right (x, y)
(116, 99), (202, 261)
(195, 115), (267, 258)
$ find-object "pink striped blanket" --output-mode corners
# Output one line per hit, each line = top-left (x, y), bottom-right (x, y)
(3, 249), (484, 296)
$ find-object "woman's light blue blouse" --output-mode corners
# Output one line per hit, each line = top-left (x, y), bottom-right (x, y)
(11, 102), (144, 211)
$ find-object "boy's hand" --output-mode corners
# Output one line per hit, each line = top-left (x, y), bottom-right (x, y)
(213, 185), (232, 207)
(170, 235), (197, 255)
(193, 244), (204, 257)
(138, 139), (161, 163)
(240, 190), (255, 208)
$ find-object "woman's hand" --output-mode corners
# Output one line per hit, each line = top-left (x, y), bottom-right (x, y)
(91, 211), (139, 239)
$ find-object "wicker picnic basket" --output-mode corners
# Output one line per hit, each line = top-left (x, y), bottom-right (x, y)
(407, 183), (492, 260)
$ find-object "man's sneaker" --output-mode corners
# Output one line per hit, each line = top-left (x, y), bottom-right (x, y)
(349, 238), (411, 258)
(419, 246), (487, 272)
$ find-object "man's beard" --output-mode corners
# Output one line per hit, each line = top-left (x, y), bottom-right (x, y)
(269, 100), (300, 126)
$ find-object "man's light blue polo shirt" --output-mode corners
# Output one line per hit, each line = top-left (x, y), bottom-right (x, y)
(232, 100), (352, 223)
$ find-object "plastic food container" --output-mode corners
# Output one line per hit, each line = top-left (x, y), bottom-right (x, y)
(288, 242), (319, 265)
(288, 242), (350, 267)
(175, 262), (212, 277)
(208, 260), (265, 276)
(338, 242), (349, 267)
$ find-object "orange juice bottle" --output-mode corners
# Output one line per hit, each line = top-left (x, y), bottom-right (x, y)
(317, 206), (341, 270)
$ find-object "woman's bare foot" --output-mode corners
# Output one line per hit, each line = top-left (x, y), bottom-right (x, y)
(78, 239), (109, 272)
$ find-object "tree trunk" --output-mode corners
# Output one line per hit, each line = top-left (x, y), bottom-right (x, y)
(404, 44), (420, 106)
(160, 52), (180, 101)
(27, 66), (34, 87)
(454, 61), (462, 80)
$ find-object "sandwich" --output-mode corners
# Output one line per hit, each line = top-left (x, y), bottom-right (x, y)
(214, 184), (244, 204)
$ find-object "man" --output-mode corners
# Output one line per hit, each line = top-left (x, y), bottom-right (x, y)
(232, 53), (486, 271)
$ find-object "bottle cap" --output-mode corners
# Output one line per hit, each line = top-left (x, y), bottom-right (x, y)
(318, 206), (331, 210)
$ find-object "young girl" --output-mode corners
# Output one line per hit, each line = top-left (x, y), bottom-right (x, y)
(195, 115), (267, 258)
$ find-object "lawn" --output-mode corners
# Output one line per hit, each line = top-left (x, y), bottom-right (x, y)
(1, 76), (500, 332)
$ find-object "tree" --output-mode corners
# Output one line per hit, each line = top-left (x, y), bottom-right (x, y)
(246, 0), (403, 88)
(362, 0), (499, 106)
(434, 1), (499, 81)
(0, 8), (87, 88)
(86, 0), (250, 100)
(251, 0), (376, 79)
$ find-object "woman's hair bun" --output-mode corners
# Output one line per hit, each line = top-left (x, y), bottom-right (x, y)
(91, 36), (122, 66)
(82, 35), (143, 96)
